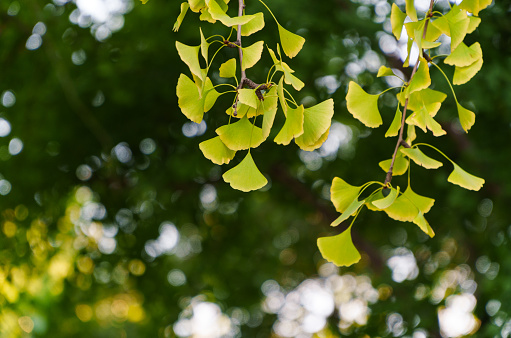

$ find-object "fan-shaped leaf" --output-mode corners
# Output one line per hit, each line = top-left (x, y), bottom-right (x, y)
(219, 58), (236, 78)
(405, 59), (431, 97)
(384, 194), (419, 222)
(459, 0), (492, 16)
(317, 226), (361, 267)
(330, 177), (363, 213)
(372, 187), (399, 210)
(467, 16), (481, 33)
(261, 87), (279, 139)
(386, 106), (402, 138)
(274, 105), (304, 145)
(177, 74), (218, 123)
(377, 66), (396, 78)
(456, 103), (476, 132)
(234, 12), (265, 36)
(242, 41), (264, 70)
(444, 42), (481, 67)
(176, 42), (203, 80)
(188, 0), (205, 12)
(391, 4), (407, 39)
(238, 89), (259, 109)
(401, 147), (443, 169)
(405, 0), (417, 21)
(295, 99), (334, 150)
(207, 0), (255, 26)
(173, 3), (190, 32)
(277, 24), (305, 58)
(346, 82), (382, 128)
(402, 186), (435, 214)
(222, 152), (267, 192)
(331, 199), (365, 227)
(379, 150), (409, 176)
(453, 43), (483, 85)
(199, 136), (236, 165)
(413, 212), (435, 237)
(448, 163), (484, 191)
(216, 116), (265, 151)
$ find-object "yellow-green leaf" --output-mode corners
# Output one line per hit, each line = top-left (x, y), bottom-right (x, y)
(459, 0), (492, 16)
(295, 99), (334, 150)
(219, 58), (236, 78)
(402, 186), (435, 214)
(216, 116), (265, 151)
(405, 58), (431, 97)
(391, 4), (407, 39)
(222, 152), (267, 192)
(199, 136), (236, 165)
(399, 88), (447, 117)
(331, 199), (365, 227)
(173, 3), (190, 32)
(277, 76), (287, 115)
(372, 187), (400, 210)
(377, 66), (396, 78)
(298, 128), (330, 151)
(200, 28), (209, 63)
(467, 16), (481, 34)
(235, 12), (265, 36)
(261, 87), (279, 138)
(188, 0), (206, 12)
(406, 108), (446, 136)
(176, 42), (203, 80)
(401, 147), (443, 169)
(444, 42), (481, 67)
(242, 41), (264, 70)
(405, 0), (417, 21)
(384, 193), (419, 222)
(207, 0), (255, 26)
(140, 0), (149, 4)
(274, 105), (305, 145)
(317, 226), (361, 267)
(238, 89), (259, 109)
(406, 124), (416, 144)
(346, 82), (382, 128)
(176, 74), (218, 123)
(385, 105), (402, 138)
(456, 103), (476, 132)
(448, 163), (485, 191)
(453, 43), (483, 85)
(199, 7), (215, 23)
(278, 24), (305, 58)
(413, 212), (435, 237)
(379, 150), (409, 176)
(330, 177), (363, 213)
(282, 63), (304, 91)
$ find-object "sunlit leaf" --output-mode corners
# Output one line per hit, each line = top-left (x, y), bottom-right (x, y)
(385, 105), (402, 138)
(242, 41), (264, 70)
(379, 150), (409, 176)
(216, 116), (265, 151)
(199, 136), (236, 165)
(330, 177), (363, 214)
(277, 76), (287, 115)
(188, 0), (206, 12)
(173, 3), (190, 32)
(274, 105), (304, 145)
(199, 28), (209, 63)
(399, 88), (447, 117)
(277, 24), (305, 58)
(384, 193), (419, 222)
(317, 226), (361, 267)
(176, 42), (203, 80)
(401, 147), (443, 169)
(331, 199), (365, 227)
(431, 7), (469, 51)
(402, 186), (435, 214)
(219, 58), (236, 78)
(235, 12), (265, 36)
(176, 74), (218, 123)
(222, 152), (267, 192)
(406, 124), (416, 144)
(297, 128), (330, 151)
(238, 89), (259, 109)
(405, 58), (431, 97)
(406, 108), (446, 136)
(448, 163), (485, 191)
(405, 0), (417, 21)
(295, 99), (334, 150)
(453, 43), (483, 85)
(413, 212), (435, 237)
(391, 4), (407, 39)
(377, 66), (396, 78)
(467, 16), (481, 33)
(456, 103), (476, 132)
(346, 82), (382, 128)
(207, 0), (255, 26)
(372, 187), (399, 210)
(261, 87), (279, 138)
(199, 7), (215, 23)
(444, 42), (481, 67)
(459, 0), (492, 16)
(281, 63), (304, 91)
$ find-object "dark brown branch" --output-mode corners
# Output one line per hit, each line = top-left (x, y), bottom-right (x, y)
(384, 0), (435, 186)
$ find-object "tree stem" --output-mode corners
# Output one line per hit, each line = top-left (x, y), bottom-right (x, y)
(384, 0), (435, 186)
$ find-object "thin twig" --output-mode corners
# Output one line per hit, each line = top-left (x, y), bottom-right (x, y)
(384, 0), (435, 186)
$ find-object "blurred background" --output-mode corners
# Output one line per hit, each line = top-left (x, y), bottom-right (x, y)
(0, 0), (510, 336)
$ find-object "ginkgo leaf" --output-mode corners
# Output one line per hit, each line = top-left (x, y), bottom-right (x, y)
(222, 152), (267, 192)
(200, 28), (209, 63)
(384, 194), (419, 222)
(399, 88), (447, 116)
(261, 87), (279, 139)
(281, 63), (304, 91)
(402, 186), (435, 214)
(176, 42), (203, 80)
(467, 16), (481, 33)
(216, 116), (265, 151)
(405, 59), (431, 97)
(277, 76), (287, 115)
(406, 124), (416, 144)
(219, 58), (236, 78)
(242, 41), (264, 70)
(189, 0), (206, 12)
(226, 103), (250, 119)
(207, 0), (256, 26)
(274, 105), (305, 145)
(448, 163), (485, 191)
(330, 177), (363, 213)
(295, 99), (334, 150)
(406, 108), (446, 136)
(379, 150), (409, 176)
(377, 66), (396, 78)
(372, 187), (399, 210)
(444, 42), (481, 67)
(405, 0), (417, 21)
(173, 2), (190, 32)
(453, 43), (483, 85)
(403, 38), (413, 67)
(456, 103), (476, 132)
(386, 106), (402, 138)
(176, 74), (218, 123)
(365, 190), (385, 211)
(391, 4), (407, 39)
(401, 147), (443, 169)
(331, 199), (365, 227)
(346, 82), (382, 128)
(199, 136), (236, 165)
(199, 7), (215, 23)
(431, 7), (470, 51)
(278, 24), (305, 58)
(317, 226), (361, 267)
(459, 0), (492, 16)
(238, 89), (259, 109)
(413, 212), (435, 237)
(297, 128), (330, 151)
(235, 12), (265, 36)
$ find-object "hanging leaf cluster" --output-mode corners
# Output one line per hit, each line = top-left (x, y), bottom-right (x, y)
(167, 0), (334, 192)
(319, 0), (489, 267)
